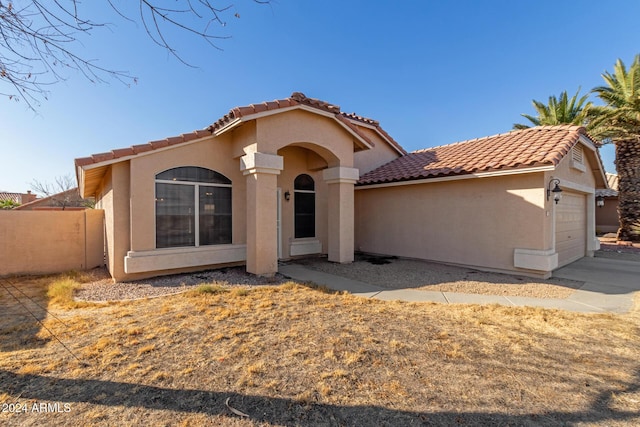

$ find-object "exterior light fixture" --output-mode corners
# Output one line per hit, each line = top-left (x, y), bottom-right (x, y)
(547, 178), (563, 204)
(284, 191), (290, 201)
(596, 195), (605, 208)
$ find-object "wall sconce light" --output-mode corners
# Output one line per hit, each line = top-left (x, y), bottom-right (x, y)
(547, 178), (563, 204)
(284, 191), (290, 201)
(596, 195), (605, 208)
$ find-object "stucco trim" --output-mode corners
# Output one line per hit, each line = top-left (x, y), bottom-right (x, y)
(124, 244), (247, 274)
(356, 166), (555, 190)
(588, 236), (601, 253)
(323, 166), (360, 184)
(289, 239), (322, 256)
(513, 248), (558, 272)
(212, 117), (243, 136)
(557, 179), (595, 195)
(240, 152), (284, 176)
(350, 121), (407, 156)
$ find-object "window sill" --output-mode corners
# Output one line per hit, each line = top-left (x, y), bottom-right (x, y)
(124, 244), (246, 274)
(290, 238), (322, 256)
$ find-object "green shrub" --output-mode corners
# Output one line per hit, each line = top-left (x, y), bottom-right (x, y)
(194, 284), (228, 295)
(47, 278), (78, 306)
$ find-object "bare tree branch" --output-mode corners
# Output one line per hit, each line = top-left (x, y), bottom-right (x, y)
(30, 174), (93, 209)
(0, 1), (269, 110)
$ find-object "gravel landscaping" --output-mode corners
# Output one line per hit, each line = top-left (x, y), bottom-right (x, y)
(76, 257), (586, 302)
(75, 238), (640, 302)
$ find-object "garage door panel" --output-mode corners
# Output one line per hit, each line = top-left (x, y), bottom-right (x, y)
(555, 192), (586, 267)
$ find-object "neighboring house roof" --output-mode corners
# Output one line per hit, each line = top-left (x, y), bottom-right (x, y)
(358, 125), (606, 186)
(0, 192), (21, 203)
(596, 173), (619, 198)
(75, 92), (406, 169)
(0, 191), (37, 204)
(14, 188), (89, 210)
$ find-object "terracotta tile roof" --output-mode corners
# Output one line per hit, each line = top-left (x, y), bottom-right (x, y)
(207, 92), (405, 154)
(597, 173), (619, 197)
(358, 125), (592, 185)
(75, 92), (405, 168)
(0, 191), (37, 204)
(75, 130), (212, 167)
(606, 172), (619, 190)
(0, 192), (22, 203)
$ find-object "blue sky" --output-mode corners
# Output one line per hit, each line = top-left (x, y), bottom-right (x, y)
(2, 0), (638, 192)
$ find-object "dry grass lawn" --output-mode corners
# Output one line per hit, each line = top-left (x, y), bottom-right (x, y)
(1, 272), (640, 426)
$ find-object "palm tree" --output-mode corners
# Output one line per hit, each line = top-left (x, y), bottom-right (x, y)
(513, 89), (593, 129)
(590, 55), (640, 241)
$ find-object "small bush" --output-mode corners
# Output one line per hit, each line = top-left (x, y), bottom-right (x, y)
(47, 278), (78, 306)
(193, 284), (228, 295)
(233, 288), (250, 297)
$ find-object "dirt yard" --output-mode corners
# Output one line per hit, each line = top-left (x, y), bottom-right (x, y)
(297, 255), (585, 299)
(1, 270), (639, 426)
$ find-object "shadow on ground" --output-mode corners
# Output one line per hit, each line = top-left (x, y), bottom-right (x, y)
(1, 369), (638, 426)
(0, 277), (52, 352)
(296, 253), (585, 292)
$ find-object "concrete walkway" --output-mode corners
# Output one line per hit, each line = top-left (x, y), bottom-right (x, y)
(279, 256), (640, 314)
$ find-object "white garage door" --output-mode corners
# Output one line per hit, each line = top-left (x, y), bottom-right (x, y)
(555, 192), (586, 267)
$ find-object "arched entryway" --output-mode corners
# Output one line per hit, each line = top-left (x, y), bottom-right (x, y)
(241, 139), (358, 275)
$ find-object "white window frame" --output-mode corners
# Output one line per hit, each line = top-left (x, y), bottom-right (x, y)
(155, 178), (232, 248)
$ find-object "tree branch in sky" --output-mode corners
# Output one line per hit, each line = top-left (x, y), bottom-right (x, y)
(0, 1), (269, 109)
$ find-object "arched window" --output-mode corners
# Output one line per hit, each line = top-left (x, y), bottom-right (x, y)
(155, 167), (232, 248)
(294, 174), (315, 238)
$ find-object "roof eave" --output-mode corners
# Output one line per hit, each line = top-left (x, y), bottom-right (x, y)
(354, 121), (407, 156)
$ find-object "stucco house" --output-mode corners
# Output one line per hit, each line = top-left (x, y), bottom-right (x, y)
(0, 190), (37, 206)
(75, 93), (607, 281)
(14, 188), (91, 211)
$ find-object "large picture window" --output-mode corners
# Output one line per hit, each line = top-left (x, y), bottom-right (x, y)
(294, 174), (315, 238)
(155, 167), (232, 248)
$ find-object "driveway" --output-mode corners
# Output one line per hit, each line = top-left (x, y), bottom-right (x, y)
(552, 256), (640, 313)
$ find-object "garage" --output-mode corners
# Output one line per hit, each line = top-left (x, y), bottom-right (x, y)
(555, 191), (587, 267)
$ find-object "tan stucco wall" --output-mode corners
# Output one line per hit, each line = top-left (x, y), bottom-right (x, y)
(596, 198), (619, 233)
(353, 127), (403, 174)
(256, 109), (354, 167)
(549, 145), (597, 191)
(231, 121), (257, 158)
(94, 162), (132, 281)
(0, 209), (104, 276)
(129, 135), (246, 252)
(355, 173), (548, 275)
(96, 167), (115, 276)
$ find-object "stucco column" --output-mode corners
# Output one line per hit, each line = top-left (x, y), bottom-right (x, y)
(110, 162), (131, 281)
(323, 166), (359, 263)
(241, 152), (283, 276)
(586, 192), (600, 255)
